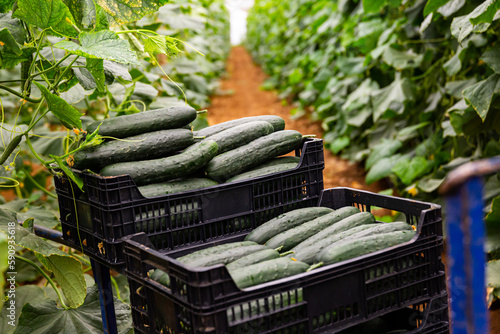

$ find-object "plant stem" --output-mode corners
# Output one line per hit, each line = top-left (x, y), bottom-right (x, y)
(15, 255), (70, 309)
(30, 54), (72, 79)
(25, 135), (49, 165)
(23, 170), (57, 199)
(110, 275), (123, 301)
(0, 85), (42, 103)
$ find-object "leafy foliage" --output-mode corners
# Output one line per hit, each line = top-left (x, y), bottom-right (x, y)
(247, 0), (500, 304)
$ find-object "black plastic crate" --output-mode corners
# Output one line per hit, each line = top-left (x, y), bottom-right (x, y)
(123, 187), (447, 333)
(54, 138), (324, 266)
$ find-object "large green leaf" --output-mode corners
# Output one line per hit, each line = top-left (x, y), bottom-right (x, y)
(451, 0), (497, 43)
(371, 76), (415, 121)
(62, 0), (96, 29)
(0, 286), (48, 333)
(362, 0), (386, 13)
(424, 0), (451, 16)
(15, 285), (133, 334)
(86, 58), (105, 92)
(0, 219), (86, 308)
(55, 30), (140, 65)
(366, 139), (403, 170)
(0, 0), (15, 13)
(17, 206), (59, 229)
(366, 154), (403, 185)
(417, 176), (445, 193)
(382, 46), (423, 70)
(469, 0), (500, 25)
(392, 156), (431, 185)
(12, 0), (77, 37)
(481, 45), (500, 73)
(0, 46), (36, 70)
(96, 0), (169, 24)
(396, 122), (430, 142)
(34, 82), (83, 130)
(462, 73), (500, 121)
(486, 196), (500, 223)
(0, 28), (21, 55)
(437, 0), (466, 17)
(487, 260), (500, 307)
(0, 13), (27, 44)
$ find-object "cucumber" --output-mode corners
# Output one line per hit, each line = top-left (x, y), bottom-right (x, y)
(226, 249), (280, 271)
(229, 257), (309, 289)
(73, 129), (194, 170)
(206, 130), (303, 182)
(181, 245), (269, 268)
(135, 202), (200, 231)
(138, 178), (218, 197)
(258, 156), (301, 167)
(317, 230), (416, 265)
(292, 224), (377, 264)
(176, 241), (258, 263)
(86, 106), (197, 138)
(194, 115), (285, 137)
(100, 140), (218, 186)
(265, 206), (361, 251)
(196, 121), (274, 154)
(245, 207), (334, 244)
(149, 269), (170, 287)
(225, 162), (298, 183)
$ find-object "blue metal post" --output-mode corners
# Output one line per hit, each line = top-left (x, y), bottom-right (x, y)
(91, 259), (118, 334)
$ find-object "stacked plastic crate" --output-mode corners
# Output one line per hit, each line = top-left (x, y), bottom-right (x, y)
(54, 138), (449, 333)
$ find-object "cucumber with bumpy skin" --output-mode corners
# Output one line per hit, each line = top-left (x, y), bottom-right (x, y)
(229, 257), (309, 289)
(245, 207), (334, 244)
(100, 140), (218, 186)
(181, 245), (269, 267)
(196, 121), (274, 154)
(317, 230), (416, 265)
(86, 106), (197, 138)
(177, 241), (258, 263)
(194, 115), (285, 137)
(264, 206), (361, 251)
(138, 178), (218, 197)
(73, 129), (193, 170)
(226, 249), (280, 271)
(258, 156), (301, 167)
(225, 162), (298, 183)
(206, 130), (303, 182)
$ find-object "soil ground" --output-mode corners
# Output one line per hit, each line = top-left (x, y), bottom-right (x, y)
(207, 46), (500, 333)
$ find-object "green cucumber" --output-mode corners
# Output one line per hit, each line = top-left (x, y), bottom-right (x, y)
(206, 130), (303, 182)
(226, 249), (280, 271)
(149, 269), (170, 287)
(245, 207), (334, 244)
(138, 178), (218, 197)
(292, 224), (377, 264)
(176, 241), (258, 263)
(196, 121), (274, 154)
(73, 129), (193, 170)
(317, 230), (416, 265)
(134, 202), (200, 231)
(229, 257), (309, 289)
(264, 206), (361, 251)
(194, 115), (285, 137)
(181, 245), (269, 268)
(100, 140), (218, 186)
(86, 106), (197, 138)
(225, 162), (298, 183)
(258, 156), (301, 167)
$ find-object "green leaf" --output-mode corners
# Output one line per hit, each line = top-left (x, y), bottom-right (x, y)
(15, 285), (133, 333)
(144, 35), (168, 54)
(0, 221), (86, 308)
(470, 0), (500, 25)
(0, 13), (27, 44)
(0, 0), (15, 13)
(0, 28), (21, 55)
(50, 155), (84, 191)
(55, 30), (140, 65)
(424, 0), (450, 16)
(396, 122), (430, 142)
(17, 206), (59, 229)
(481, 45), (500, 73)
(366, 154), (402, 185)
(382, 46), (423, 70)
(418, 176), (445, 193)
(12, 0), (77, 37)
(34, 82), (83, 130)
(0, 232), (7, 309)
(371, 76), (415, 121)
(437, 0), (466, 17)
(451, 0), (497, 43)
(487, 260), (500, 307)
(0, 286), (48, 333)
(62, 0), (96, 29)
(366, 139), (403, 170)
(392, 156), (431, 185)
(462, 74), (500, 121)
(86, 58), (105, 92)
(0, 46), (36, 70)
(486, 196), (500, 224)
(363, 0), (386, 13)
(330, 136), (350, 154)
(95, 0), (169, 24)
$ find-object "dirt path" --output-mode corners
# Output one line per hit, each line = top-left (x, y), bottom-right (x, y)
(207, 46), (387, 192)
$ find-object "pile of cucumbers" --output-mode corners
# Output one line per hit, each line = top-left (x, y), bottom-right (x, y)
(76, 106), (305, 196)
(148, 206), (416, 290)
